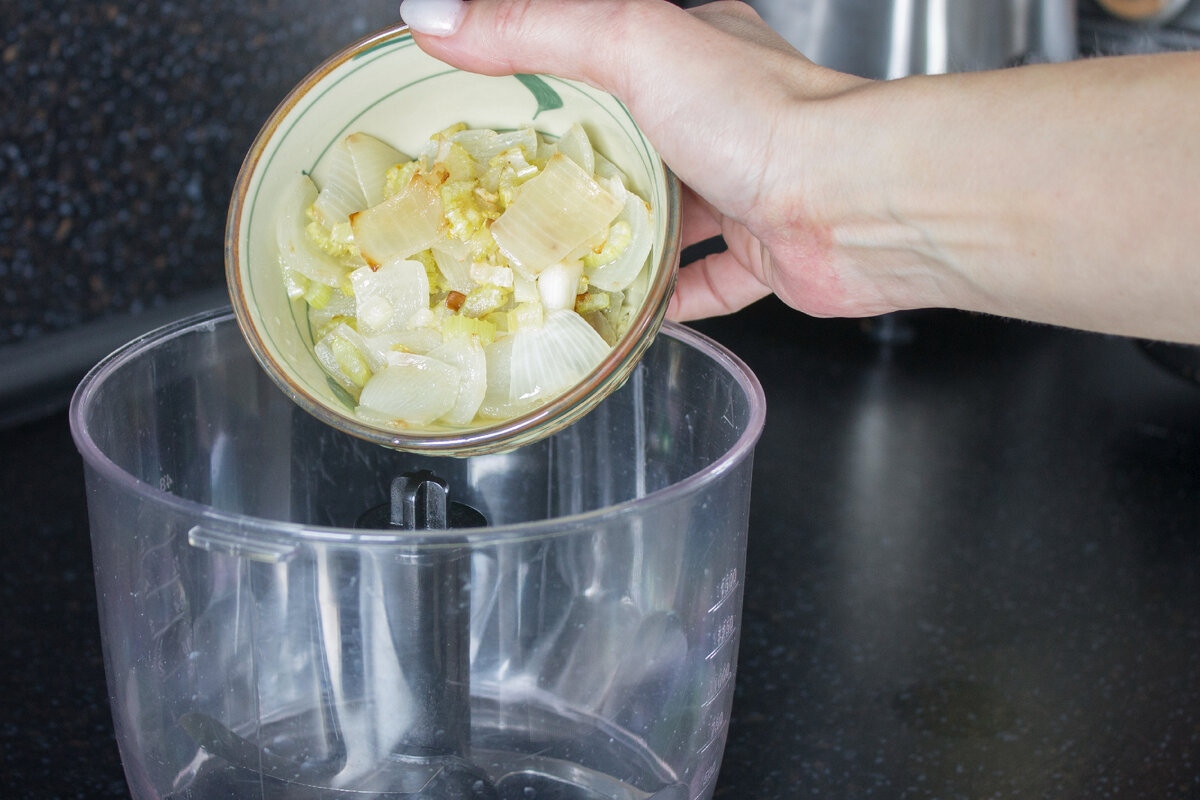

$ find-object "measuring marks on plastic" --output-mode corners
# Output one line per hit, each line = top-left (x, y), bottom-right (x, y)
(696, 565), (741, 793)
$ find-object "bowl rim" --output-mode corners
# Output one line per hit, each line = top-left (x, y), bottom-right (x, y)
(69, 307), (766, 548)
(224, 23), (682, 456)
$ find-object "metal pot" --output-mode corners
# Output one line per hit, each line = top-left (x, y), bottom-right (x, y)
(747, 0), (1078, 77)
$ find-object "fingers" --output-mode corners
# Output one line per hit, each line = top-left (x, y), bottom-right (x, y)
(667, 249), (773, 322)
(680, 184), (722, 248)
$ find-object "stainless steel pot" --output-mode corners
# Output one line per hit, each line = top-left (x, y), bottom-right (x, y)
(747, 0), (1078, 77)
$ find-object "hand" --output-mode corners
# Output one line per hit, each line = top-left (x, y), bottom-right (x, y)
(400, 0), (1200, 344)
(398, 0), (878, 322)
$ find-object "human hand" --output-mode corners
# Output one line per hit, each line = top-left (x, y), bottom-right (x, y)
(397, 0), (879, 322)
(400, 0), (1200, 344)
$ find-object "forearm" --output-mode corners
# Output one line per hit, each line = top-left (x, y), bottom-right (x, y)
(802, 51), (1200, 343)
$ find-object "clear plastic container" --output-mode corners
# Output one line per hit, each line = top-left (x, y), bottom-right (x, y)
(70, 308), (765, 800)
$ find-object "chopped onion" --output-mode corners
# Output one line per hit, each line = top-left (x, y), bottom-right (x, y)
(479, 336), (534, 420)
(383, 327), (444, 356)
(582, 309), (617, 345)
(276, 175), (349, 288)
(346, 132), (409, 207)
(451, 127), (538, 163)
(592, 151), (628, 186)
(315, 322), (382, 395)
(349, 259), (430, 335)
(509, 309), (610, 405)
(282, 268), (308, 300)
(512, 269), (539, 304)
(555, 123), (595, 176)
(428, 336), (487, 425)
(431, 245), (473, 294)
(601, 288), (626, 332)
(611, 260), (650, 334)
(305, 288), (356, 334)
(357, 353), (460, 426)
(469, 263), (513, 289)
(311, 140), (368, 228)
(349, 326), (443, 367)
(490, 154), (623, 276)
(584, 180), (653, 292)
(537, 260), (584, 310)
(350, 177), (443, 267)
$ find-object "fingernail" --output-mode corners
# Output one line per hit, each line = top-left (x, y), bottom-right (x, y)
(400, 0), (467, 37)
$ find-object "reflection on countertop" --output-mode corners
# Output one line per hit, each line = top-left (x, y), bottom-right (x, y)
(3, 302), (1198, 798)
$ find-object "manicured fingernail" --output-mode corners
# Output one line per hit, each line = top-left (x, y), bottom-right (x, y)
(400, 0), (467, 36)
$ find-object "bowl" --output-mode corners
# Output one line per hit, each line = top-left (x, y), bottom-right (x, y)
(226, 24), (680, 456)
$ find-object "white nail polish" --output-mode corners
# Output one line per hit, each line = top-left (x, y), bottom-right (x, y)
(400, 0), (467, 37)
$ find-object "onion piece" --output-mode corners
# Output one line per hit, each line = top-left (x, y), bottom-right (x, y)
(509, 309), (610, 405)
(555, 123), (595, 176)
(479, 336), (536, 420)
(356, 353), (460, 426)
(584, 180), (653, 292)
(315, 322), (382, 396)
(611, 260), (650, 337)
(592, 151), (628, 186)
(431, 244), (474, 294)
(537, 260), (584, 310)
(346, 132), (409, 207)
(582, 309), (617, 346)
(311, 140), (368, 228)
(306, 287), (356, 334)
(347, 325), (445, 365)
(282, 268), (308, 300)
(428, 336), (487, 425)
(349, 258), (430, 335)
(384, 327), (444, 356)
(350, 176), (443, 267)
(512, 269), (539, 304)
(451, 127), (538, 163)
(276, 175), (350, 288)
(490, 154), (623, 276)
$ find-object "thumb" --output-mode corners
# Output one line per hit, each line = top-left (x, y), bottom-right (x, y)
(396, 0), (800, 210)
(398, 0), (707, 99)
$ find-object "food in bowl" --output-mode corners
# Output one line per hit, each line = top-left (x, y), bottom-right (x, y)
(276, 122), (654, 430)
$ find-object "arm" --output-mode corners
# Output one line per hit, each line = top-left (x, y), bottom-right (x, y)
(400, 0), (1200, 344)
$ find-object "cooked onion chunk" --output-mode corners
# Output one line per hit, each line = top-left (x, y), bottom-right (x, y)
(490, 154), (623, 276)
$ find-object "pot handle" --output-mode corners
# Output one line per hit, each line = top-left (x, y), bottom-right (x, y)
(187, 523), (298, 563)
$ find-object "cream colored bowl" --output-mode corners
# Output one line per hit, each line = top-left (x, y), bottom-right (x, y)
(226, 24), (680, 456)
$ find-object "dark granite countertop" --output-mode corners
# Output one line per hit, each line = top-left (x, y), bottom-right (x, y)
(3, 302), (1199, 799)
(1, 1), (397, 346)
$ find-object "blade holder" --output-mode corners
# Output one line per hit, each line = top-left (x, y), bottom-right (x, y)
(354, 471), (486, 772)
(391, 470), (449, 531)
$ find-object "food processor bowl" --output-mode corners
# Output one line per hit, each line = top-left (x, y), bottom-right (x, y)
(70, 308), (765, 800)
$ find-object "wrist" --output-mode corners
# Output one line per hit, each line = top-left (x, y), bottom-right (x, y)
(787, 55), (1200, 343)
(752, 72), (991, 319)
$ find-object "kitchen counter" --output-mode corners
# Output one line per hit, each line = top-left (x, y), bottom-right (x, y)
(3, 301), (1198, 799)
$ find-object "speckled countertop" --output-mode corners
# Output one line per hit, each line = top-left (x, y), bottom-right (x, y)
(0, 0), (396, 344)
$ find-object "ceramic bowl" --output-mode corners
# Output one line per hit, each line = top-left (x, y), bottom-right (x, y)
(226, 24), (680, 456)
